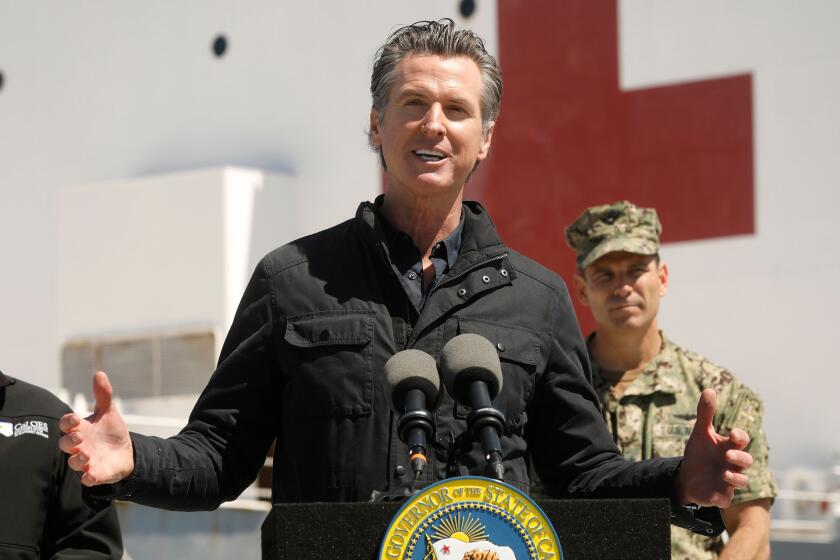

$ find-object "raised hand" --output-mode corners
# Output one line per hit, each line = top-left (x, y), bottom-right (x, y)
(676, 388), (753, 507)
(58, 371), (134, 486)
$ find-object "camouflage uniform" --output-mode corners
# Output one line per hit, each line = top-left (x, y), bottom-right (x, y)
(590, 334), (778, 559)
(565, 201), (778, 559)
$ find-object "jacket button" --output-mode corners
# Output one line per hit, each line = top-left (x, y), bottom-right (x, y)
(497, 342), (505, 352)
(482, 275), (490, 284)
(457, 288), (468, 297)
(394, 465), (406, 478)
(319, 329), (331, 341)
(500, 268), (509, 277)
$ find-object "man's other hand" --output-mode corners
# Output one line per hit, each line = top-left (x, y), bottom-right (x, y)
(58, 371), (134, 486)
(676, 388), (753, 507)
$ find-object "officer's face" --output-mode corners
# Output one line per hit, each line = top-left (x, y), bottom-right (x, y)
(369, 54), (494, 199)
(574, 252), (668, 332)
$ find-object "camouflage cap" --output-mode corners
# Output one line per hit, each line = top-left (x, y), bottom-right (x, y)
(564, 201), (662, 268)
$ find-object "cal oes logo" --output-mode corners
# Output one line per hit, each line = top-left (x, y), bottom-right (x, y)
(379, 477), (563, 560)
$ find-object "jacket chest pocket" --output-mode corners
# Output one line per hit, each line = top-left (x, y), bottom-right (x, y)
(282, 311), (374, 419)
(455, 317), (540, 429)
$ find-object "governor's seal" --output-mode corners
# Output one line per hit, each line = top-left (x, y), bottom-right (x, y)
(378, 476), (563, 560)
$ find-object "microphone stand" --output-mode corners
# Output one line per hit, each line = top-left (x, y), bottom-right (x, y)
(467, 381), (506, 481)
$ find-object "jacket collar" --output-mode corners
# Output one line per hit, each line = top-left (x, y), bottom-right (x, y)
(355, 195), (507, 268)
(0, 370), (13, 389)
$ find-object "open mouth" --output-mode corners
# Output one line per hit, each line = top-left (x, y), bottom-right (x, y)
(414, 149), (446, 163)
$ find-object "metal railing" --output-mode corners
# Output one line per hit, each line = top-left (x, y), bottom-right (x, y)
(772, 489), (840, 543)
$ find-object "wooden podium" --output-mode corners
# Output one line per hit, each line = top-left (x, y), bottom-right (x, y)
(261, 498), (670, 559)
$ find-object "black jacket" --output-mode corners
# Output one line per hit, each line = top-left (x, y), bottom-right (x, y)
(0, 371), (122, 559)
(105, 199), (679, 508)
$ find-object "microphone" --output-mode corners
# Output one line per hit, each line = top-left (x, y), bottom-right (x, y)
(384, 349), (441, 480)
(440, 333), (506, 481)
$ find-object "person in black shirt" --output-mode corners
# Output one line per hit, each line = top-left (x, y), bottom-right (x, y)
(0, 369), (122, 559)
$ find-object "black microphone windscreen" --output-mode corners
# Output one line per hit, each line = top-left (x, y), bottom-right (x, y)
(440, 333), (503, 403)
(384, 349), (440, 412)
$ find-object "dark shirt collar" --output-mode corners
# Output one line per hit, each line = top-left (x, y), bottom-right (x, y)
(374, 198), (465, 313)
(375, 201), (464, 273)
(357, 195), (506, 265)
(437, 214), (464, 271)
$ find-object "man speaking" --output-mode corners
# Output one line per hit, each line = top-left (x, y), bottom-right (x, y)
(59, 20), (751, 518)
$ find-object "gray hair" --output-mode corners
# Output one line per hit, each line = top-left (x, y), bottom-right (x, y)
(368, 19), (503, 150)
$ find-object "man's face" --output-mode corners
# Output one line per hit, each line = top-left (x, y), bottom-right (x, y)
(369, 54), (494, 199)
(574, 251), (669, 333)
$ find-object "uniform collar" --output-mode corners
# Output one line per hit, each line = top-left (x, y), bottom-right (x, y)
(590, 332), (685, 397)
